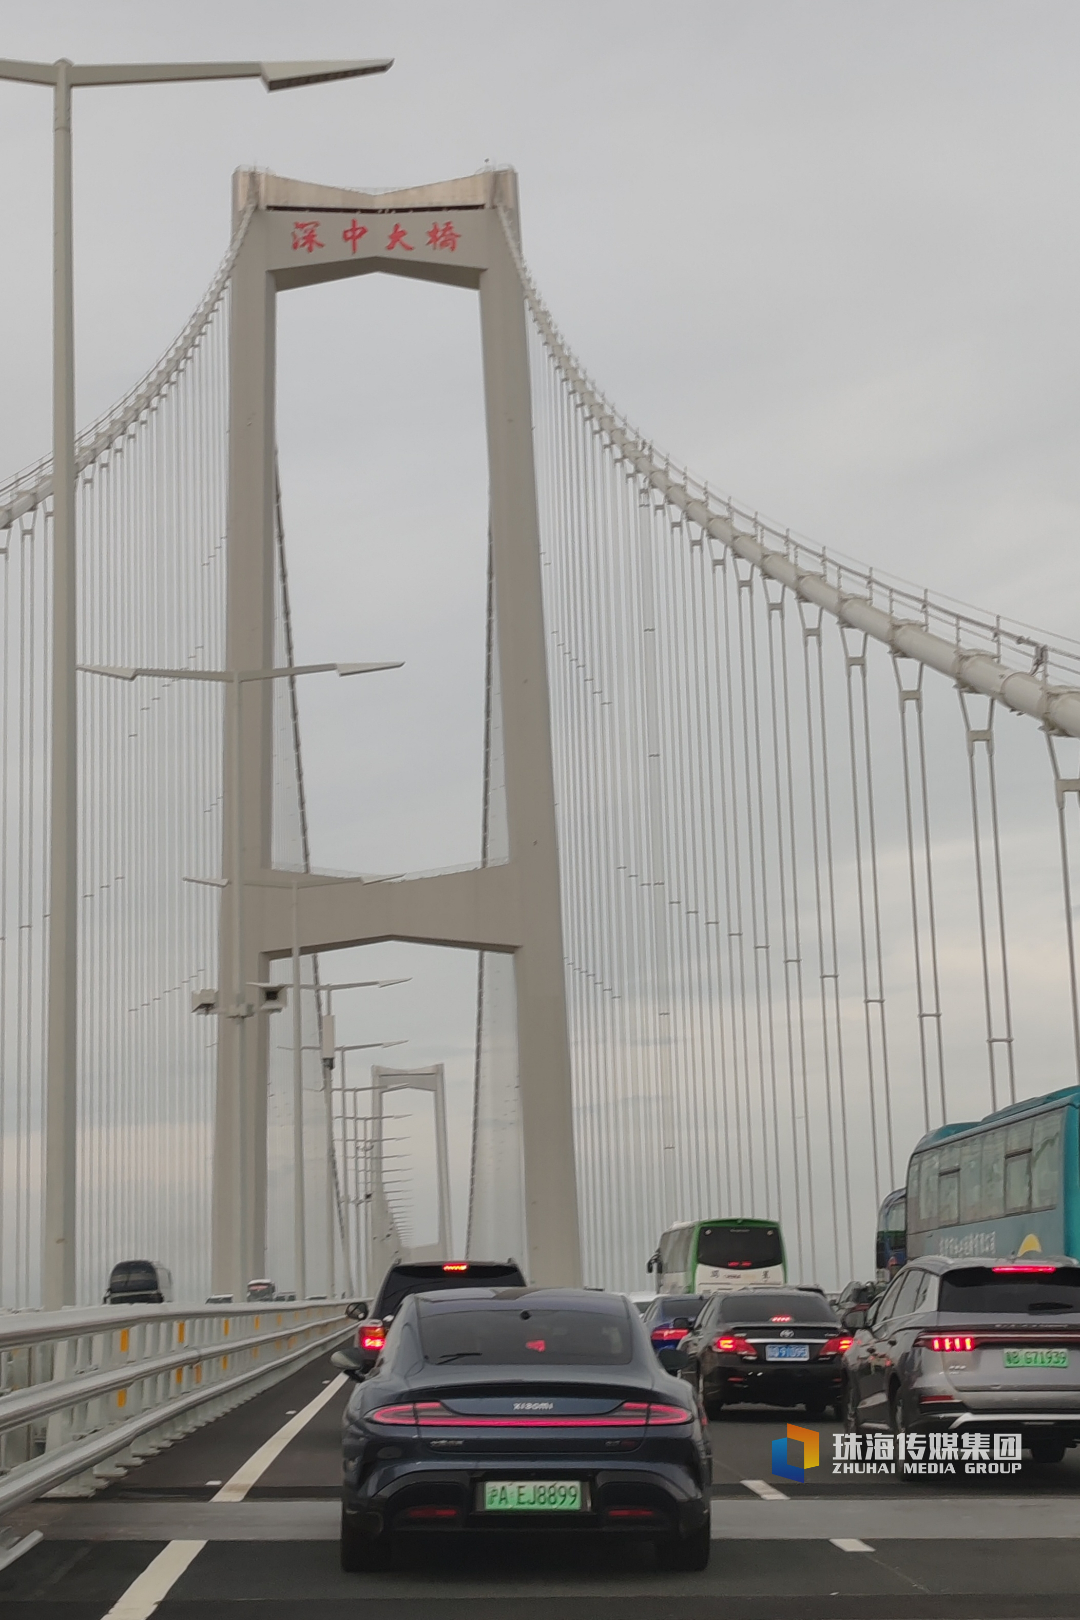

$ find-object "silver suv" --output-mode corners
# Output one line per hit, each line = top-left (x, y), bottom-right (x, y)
(844, 1254), (1080, 1464)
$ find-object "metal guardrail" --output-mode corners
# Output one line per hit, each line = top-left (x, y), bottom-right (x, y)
(0, 1300), (352, 1516)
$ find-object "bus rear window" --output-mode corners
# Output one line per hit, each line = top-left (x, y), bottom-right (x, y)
(939, 1267), (1080, 1314)
(698, 1225), (783, 1270)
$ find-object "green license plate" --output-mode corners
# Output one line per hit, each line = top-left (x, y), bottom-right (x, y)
(483, 1480), (583, 1512)
(1003, 1348), (1069, 1369)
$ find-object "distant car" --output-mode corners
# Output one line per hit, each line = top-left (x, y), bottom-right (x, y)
(246, 1279), (277, 1302)
(626, 1290), (656, 1317)
(332, 1285), (712, 1573)
(680, 1286), (851, 1419)
(345, 1261), (527, 1374)
(641, 1293), (705, 1371)
(835, 1280), (885, 1334)
(206, 1293), (233, 1305)
(844, 1255), (1080, 1464)
(104, 1260), (173, 1305)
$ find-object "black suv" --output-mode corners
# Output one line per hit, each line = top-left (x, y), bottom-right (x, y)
(347, 1261), (527, 1373)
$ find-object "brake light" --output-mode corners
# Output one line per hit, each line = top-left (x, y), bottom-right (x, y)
(359, 1325), (385, 1353)
(715, 1335), (757, 1357)
(608, 1507), (660, 1520)
(442, 1263), (468, 1272)
(991, 1265), (1057, 1273)
(403, 1505), (458, 1520)
(820, 1336), (853, 1357)
(369, 1404), (417, 1425)
(920, 1395), (963, 1406)
(916, 1334), (976, 1352)
(651, 1326), (689, 1343)
(770, 1315), (793, 1323)
(645, 1403), (692, 1426)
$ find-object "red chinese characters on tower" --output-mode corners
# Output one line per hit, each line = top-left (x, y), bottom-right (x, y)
(342, 218), (368, 254)
(426, 221), (460, 252)
(386, 224), (415, 252)
(291, 220), (324, 254)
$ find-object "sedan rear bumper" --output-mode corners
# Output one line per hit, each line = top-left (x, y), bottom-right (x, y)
(344, 1460), (708, 1538)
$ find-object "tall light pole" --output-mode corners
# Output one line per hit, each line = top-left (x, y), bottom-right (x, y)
(81, 659), (401, 1297)
(0, 54), (393, 1308)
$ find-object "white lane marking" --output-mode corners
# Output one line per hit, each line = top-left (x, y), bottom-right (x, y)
(100, 1540), (206, 1620)
(741, 1477), (788, 1500)
(831, 1537), (874, 1552)
(211, 1373), (346, 1503)
(204, 1480), (221, 1487)
(101, 1371), (349, 1615)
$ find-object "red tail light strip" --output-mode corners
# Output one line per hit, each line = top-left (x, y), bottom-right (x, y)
(820, 1336), (853, 1356)
(651, 1327), (689, 1343)
(715, 1336), (756, 1356)
(991, 1265), (1057, 1274)
(368, 1400), (691, 1428)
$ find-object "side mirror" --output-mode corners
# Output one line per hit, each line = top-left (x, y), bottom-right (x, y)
(330, 1347), (368, 1380)
(344, 1300), (369, 1321)
(382, 1315), (394, 1327)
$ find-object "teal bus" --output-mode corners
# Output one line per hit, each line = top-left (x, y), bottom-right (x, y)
(648, 1218), (787, 1295)
(906, 1085), (1080, 1264)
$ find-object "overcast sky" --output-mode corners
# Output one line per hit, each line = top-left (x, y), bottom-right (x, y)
(2, 1), (1078, 1269)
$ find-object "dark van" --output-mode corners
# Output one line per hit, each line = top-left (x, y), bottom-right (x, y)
(104, 1259), (173, 1305)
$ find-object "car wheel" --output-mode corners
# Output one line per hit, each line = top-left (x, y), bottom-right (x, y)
(844, 1382), (863, 1434)
(340, 1508), (393, 1573)
(655, 1521), (711, 1572)
(1028, 1433), (1066, 1466)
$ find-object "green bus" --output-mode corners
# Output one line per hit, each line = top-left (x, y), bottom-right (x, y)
(647, 1218), (787, 1295)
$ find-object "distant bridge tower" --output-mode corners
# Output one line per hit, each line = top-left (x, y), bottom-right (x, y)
(214, 167), (581, 1298)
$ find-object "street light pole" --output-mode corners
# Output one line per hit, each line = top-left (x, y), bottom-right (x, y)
(46, 57), (77, 1311)
(0, 52), (393, 1309)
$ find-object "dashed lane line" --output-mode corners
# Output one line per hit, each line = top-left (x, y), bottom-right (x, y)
(741, 1478), (789, 1500)
(831, 1537), (874, 1552)
(99, 1372), (347, 1618)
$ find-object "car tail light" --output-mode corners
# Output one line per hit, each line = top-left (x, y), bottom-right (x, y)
(915, 1334), (976, 1352)
(715, 1335), (757, 1357)
(608, 1507), (660, 1520)
(920, 1394), (963, 1406)
(358, 1325), (386, 1353)
(991, 1264), (1057, 1273)
(819, 1336), (853, 1357)
(402, 1505), (458, 1520)
(376, 1400), (688, 1429)
(770, 1315), (793, 1323)
(644, 1403), (693, 1426)
(368, 1404), (417, 1425)
(651, 1326), (689, 1343)
(442, 1263), (468, 1272)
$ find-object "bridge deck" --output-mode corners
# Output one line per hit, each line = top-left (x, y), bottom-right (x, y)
(3, 1350), (1079, 1618)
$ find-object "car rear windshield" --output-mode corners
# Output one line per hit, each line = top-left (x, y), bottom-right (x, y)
(697, 1225), (783, 1270)
(109, 1262), (156, 1291)
(377, 1262), (525, 1318)
(939, 1267), (1080, 1314)
(654, 1295), (703, 1322)
(718, 1291), (838, 1325)
(418, 1302), (634, 1365)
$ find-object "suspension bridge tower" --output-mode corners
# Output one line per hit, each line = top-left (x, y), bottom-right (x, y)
(214, 167), (581, 1297)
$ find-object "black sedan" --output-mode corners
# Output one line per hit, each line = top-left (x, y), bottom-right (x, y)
(679, 1287), (851, 1418)
(332, 1286), (712, 1573)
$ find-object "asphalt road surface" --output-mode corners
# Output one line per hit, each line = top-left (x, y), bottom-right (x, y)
(3, 1351), (1079, 1619)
